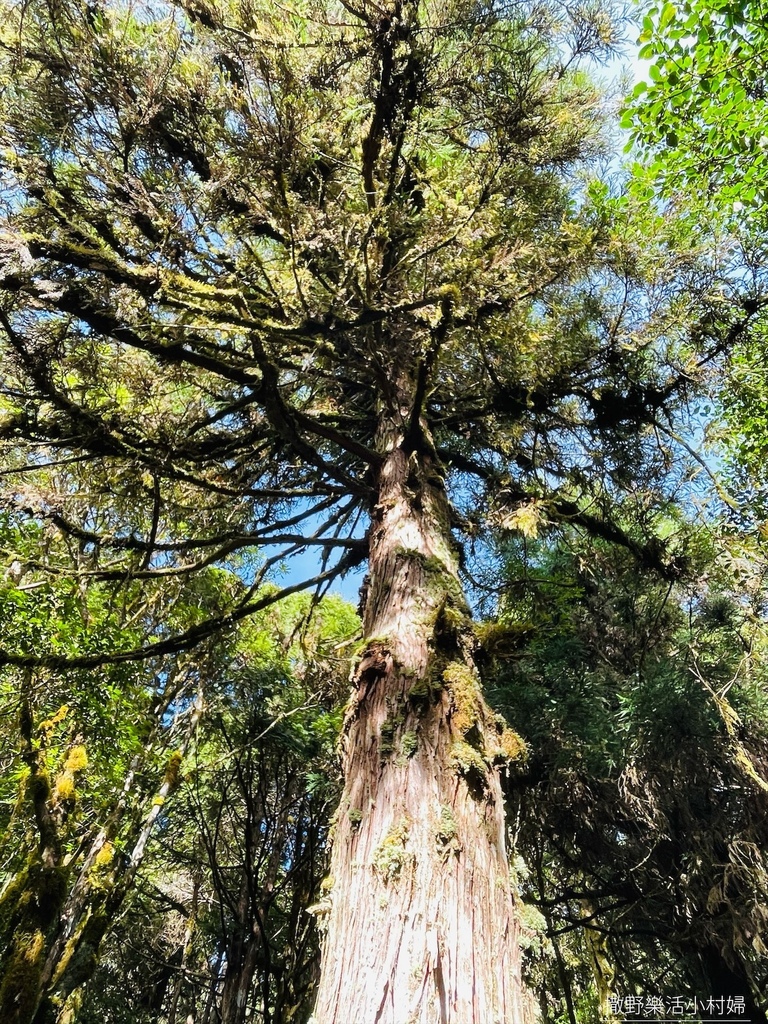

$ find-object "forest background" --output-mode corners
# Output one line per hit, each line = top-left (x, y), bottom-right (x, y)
(1, 0), (768, 1022)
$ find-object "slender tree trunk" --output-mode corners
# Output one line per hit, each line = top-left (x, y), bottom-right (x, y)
(313, 389), (523, 1023)
(219, 938), (261, 1024)
(218, 773), (298, 1024)
(201, 949), (225, 1024)
(166, 878), (198, 1024)
(19, 694), (203, 1024)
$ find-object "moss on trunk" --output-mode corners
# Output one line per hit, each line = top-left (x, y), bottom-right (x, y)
(312, 418), (524, 1023)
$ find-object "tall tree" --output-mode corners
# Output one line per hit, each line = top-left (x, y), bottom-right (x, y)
(0, 0), (747, 1019)
(74, 593), (356, 1024)
(0, 506), (246, 1024)
(490, 524), (768, 1021)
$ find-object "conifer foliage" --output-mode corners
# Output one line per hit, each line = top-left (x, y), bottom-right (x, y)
(1, 0), (761, 1021)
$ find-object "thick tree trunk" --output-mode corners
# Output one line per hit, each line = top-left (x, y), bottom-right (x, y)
(699, 945), (767, 1024)
(312, 401), (524, 1023)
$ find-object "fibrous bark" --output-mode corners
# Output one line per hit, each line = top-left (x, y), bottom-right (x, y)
(313, 388), (523, 1024)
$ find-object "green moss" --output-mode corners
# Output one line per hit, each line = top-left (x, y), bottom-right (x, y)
(488, 712), (528, 765)
(51, 906), (111, 1000)
(451, 740), (489, 795)
(395, 546), (426, 563)
(365, 635), (390, 648)
(394, 729), (419, 767)
(401, 731), (418, 758)
(435, 805), (462, 860)
(379, 716), (397, 758)
(395, 550), (465, 603)
(438, 601), (466, 633)
(407, 672), (442, 709)
(442, 662), (479, 735)
(3, 862), (70, 936)
(63, 745), (87, 774)
(53, 774), (75, 801)
(53, 740), (89, 804)
(0, 868), (29, 943)
(372, 817), (413, 883)
(437, 805), (457, 837)
(451, 740), (485, 774)
(438, 806), (456, 839)
(497, 727), (527, 762)
(348, 808), (363, 829)
(421, 554), (447, 576)
(474, 620), (535, 658)
(0, 927), (46, 1024)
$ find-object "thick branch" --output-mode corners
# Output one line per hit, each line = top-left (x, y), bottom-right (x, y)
(0, 550), (365, 670)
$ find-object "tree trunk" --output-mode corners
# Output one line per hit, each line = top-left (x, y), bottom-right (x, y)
(219, 937), (261, 1024)
(699, 945), (767, 1024)
(312, 396), (524, 1023)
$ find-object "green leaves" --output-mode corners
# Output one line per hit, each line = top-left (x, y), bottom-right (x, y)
(627, 0), (768, 221)
(495, 523), (768, 1011)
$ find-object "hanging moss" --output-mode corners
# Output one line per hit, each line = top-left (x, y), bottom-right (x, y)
(473, 620), (535, 659)
(451, 740), (485, 775)
(53, 744), (89, 805)
(63, 746), (87, 774)
(497, 728), (527, 762)
(450, 740), (488, 796)
(53, 775), (76, 802)
(93, 841), (114, 870)
(163, 750), (183, 787)
(437, 600), (466, 634)
(38, 705), (69, 734)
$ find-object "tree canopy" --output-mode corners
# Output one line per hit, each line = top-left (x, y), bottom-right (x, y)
(625, 0), (768, 214)
(3, 0), (768, 1021)
(0, 0), (716, 666)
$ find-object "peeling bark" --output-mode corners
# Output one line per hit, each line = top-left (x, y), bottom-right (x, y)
(313, 390), (523, 1023)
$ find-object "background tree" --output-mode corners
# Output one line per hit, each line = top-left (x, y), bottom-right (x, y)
(75, 594), (357, 1024)
(0, 503), (228, 1024)
(490, 521), (768, 1022)
(0, 0), (759, 1020)
(624, 0), (768, 214)
(0, 491), (356, 1024)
